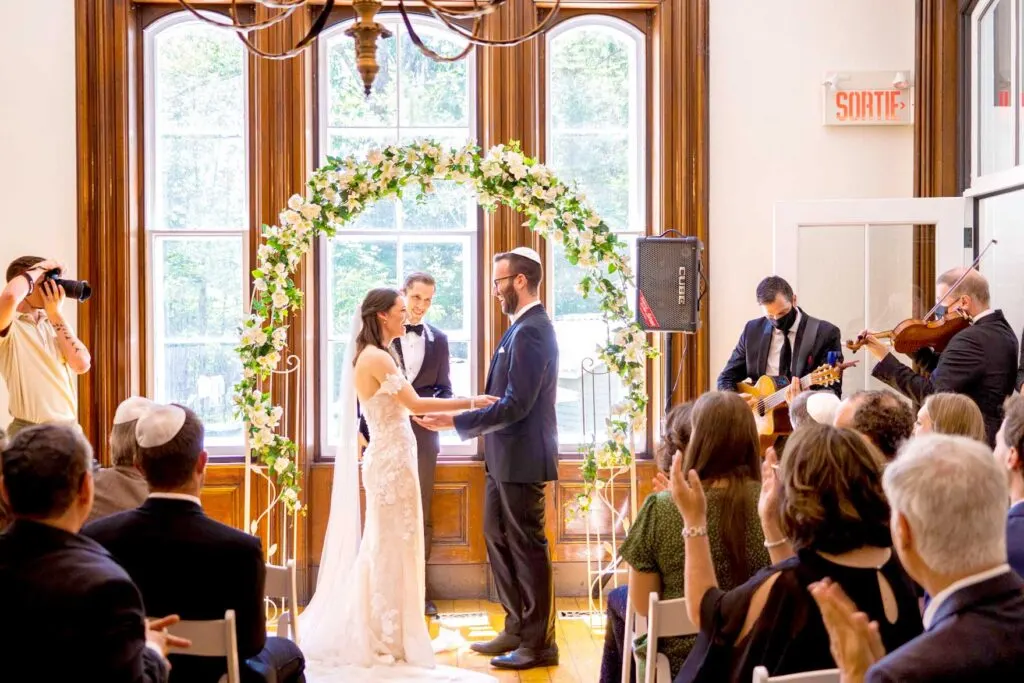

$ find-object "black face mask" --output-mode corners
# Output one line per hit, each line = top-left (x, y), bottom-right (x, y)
(769, 306), (798, 332)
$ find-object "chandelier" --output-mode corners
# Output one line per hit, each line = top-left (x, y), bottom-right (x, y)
(175, 0), (562, 95)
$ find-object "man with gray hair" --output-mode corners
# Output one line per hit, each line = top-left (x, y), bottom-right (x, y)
(810, 434), (1024, 681)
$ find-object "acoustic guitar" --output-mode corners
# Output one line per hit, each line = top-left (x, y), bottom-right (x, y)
(736, 363), (844, 437)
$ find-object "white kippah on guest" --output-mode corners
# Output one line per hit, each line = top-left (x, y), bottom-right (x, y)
(509, 246), (542, 264)
(135, 404), (187, 448)
(113, 396), (154, 425)
(806, 392), (841, 426)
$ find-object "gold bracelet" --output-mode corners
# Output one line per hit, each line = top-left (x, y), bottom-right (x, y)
(763, 537), (788, 549)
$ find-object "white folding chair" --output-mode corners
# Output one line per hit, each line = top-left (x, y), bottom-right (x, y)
(621, 589), (649, 683)
(644, 594), (698, 683)
(751, 666), (841, 683)
(166, 609), (241, 683)
(265, 559), (300, 641)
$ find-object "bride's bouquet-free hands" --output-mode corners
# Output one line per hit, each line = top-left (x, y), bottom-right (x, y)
(413, 394), (499, 430)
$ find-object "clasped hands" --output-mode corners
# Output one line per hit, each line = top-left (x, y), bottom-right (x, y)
(413, 394), (499, 431)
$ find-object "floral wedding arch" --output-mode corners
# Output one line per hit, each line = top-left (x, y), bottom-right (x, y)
(233, 140), (656, 517)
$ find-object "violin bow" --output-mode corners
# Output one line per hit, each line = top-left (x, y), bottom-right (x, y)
(921, 239), (998, 320)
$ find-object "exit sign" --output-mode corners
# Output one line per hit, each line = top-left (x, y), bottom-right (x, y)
(823, 70), (913, 126)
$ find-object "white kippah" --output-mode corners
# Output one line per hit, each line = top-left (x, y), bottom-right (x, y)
(135, 404), (187, 448)
(509, 246), (542, 264)
(113, 396), (154, 425)
(806, 392), (841, 426)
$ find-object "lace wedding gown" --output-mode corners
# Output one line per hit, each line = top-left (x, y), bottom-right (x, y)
(300, 370), (496, 683)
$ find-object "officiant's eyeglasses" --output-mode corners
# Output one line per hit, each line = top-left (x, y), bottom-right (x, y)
(492, 274), (519, 289)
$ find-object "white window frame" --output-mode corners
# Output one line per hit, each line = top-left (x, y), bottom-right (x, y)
(143, 11), (251, 454)
(543, 15), (648, 454)
(316, 14), (479, 458)
(969, 0), (1022, 192)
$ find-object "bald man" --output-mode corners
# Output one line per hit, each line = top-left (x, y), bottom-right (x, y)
(859, 268), (1018, 445)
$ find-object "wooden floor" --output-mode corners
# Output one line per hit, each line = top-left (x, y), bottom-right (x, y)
(429, 597), (605, 682)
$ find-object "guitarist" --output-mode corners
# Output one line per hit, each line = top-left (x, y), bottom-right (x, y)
(717, 276), (844, 399)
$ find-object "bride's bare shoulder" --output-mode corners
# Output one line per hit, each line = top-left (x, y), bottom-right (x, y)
(354, 345), (392, 372)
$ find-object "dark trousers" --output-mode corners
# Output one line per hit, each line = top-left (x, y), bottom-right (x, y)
(243, 637), (305, 683)
(484, 472), (555, 650)
(600, 585), (634, 683)
(418, 445), (438, 562)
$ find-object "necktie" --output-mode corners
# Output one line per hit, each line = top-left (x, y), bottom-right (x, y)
(405, 323), (424, 336)
(779, 331), (793, 379)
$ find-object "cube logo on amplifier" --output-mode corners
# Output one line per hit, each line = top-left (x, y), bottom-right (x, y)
(635, 236), (704, 333)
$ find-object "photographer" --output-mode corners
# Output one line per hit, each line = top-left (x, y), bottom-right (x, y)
(0, 256), (90, 438)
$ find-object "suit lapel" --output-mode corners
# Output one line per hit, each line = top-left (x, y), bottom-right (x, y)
(417, 329), (435, 385)
(485, 306), (545, 392)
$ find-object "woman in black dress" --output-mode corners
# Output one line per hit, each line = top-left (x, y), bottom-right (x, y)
(669, 420), (923, 683)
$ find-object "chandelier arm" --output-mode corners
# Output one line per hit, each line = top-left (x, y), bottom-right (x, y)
(428, 0), (562, 47)
(174, 0), (299, 33)
(401, 0), (477, 62)
(230, 0), (335, 59)
(419, 0), (503, 21)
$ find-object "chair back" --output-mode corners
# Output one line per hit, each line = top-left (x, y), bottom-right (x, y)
(165, 609), (241, 683)
(644, 594), (697, 683)
(265, 559), (299, 641)
(621, 590), (649, 683)
(751, 667), (841, 683)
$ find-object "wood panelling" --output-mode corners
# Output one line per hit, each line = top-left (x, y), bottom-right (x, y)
(75, 0), (141, 465)
(914, 0), (961, 310)
(201, 464), (247, 528)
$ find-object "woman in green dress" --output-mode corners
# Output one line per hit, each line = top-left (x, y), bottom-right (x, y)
(619, 391), (771, 680)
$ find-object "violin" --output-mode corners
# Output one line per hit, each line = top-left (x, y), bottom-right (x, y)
(846, 239), (997, 356)
(846, 310), (970, 355)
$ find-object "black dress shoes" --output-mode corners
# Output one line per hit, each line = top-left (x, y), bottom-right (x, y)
(490, 646), (559, 670)
(424, 600), (438, 618)
(470, 632), (521, 655)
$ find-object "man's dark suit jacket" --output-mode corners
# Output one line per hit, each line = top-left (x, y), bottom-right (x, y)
(83, 498), (271, 683)
(1009, 501), (1024, 579)
(716, 309), (844, 396)
(866, 570), (1024, 682)
(0, 519), (169, 683)
(872, 310), (1019, 445)
(454, 304), (559, 483)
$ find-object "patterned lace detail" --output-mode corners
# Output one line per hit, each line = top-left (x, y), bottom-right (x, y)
(361, 374), (421, 663)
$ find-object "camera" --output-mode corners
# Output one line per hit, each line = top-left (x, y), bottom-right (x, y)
(45, 269), (92, 302)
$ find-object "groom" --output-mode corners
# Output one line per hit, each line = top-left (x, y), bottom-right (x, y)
(417, 247), (559, 671)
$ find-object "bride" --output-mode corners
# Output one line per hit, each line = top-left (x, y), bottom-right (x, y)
(299, 287), (498, 683)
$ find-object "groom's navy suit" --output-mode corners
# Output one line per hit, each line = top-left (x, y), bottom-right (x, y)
(454, 303), (559, 650)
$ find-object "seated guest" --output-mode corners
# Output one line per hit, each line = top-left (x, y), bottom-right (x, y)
(834, 390), (914, 460)
(84, 404), (305, 683)
(810, 434), (1024, 681)
(619, 392), (770, 681)
(0, 423), (183, 682)
(88, 396), (152, 523)
(600, 400), (695, 683)
(789, 390), (841, 430)
(670, 423), (922, 683)
(912, 392), (986, 442)
(995, 394), (1024, 578)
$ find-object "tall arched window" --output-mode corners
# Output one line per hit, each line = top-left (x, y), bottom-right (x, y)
(545, 17), (647, 451)
(318, 16), (477, 453)
(144, 15), (249, 449)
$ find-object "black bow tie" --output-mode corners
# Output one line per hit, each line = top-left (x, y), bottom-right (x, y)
(405, 324), (424, 336)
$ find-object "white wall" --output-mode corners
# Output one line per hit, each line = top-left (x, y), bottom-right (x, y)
(0, 0), (78, 426)
(709, 0), (916, 378)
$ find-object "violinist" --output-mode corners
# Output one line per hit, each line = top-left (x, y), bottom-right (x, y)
(857, 267), (1018, 446)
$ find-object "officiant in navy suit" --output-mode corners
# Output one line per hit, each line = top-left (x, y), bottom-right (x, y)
(360, 271), (452, 617)
(417, 247), (559, 672)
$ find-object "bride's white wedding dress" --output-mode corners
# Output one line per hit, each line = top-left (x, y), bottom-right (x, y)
(297, 307), (495, 683)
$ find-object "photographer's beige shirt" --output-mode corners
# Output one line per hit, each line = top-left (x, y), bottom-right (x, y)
(0, 313), (77, 424)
